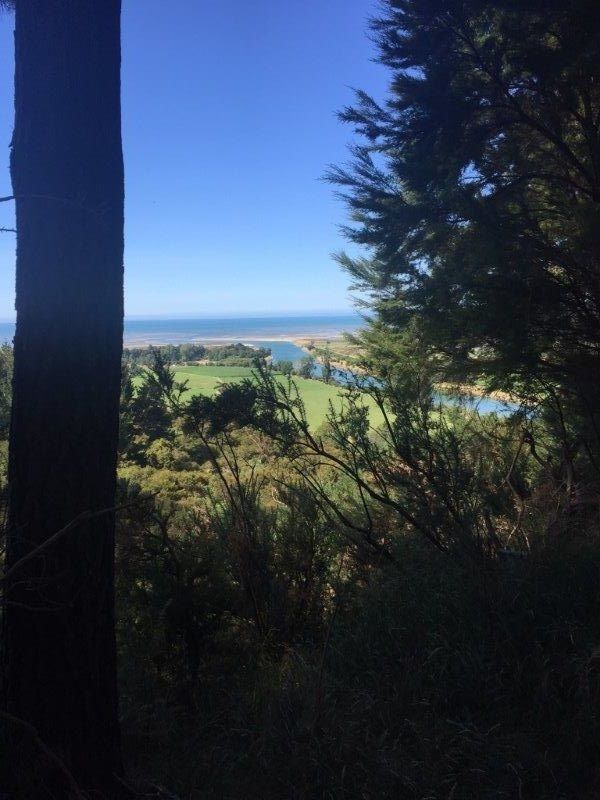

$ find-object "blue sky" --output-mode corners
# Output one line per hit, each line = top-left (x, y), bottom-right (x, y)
(0, 0), (387, 320)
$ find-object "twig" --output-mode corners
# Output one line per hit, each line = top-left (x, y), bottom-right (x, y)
(312, 551), (348, 730)
(1, 599), (65, 612)
(1, 499), (143, 588)
(0, 710), (86, 799)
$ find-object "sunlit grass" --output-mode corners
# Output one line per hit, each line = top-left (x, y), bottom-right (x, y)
(172, 365), (383, 429)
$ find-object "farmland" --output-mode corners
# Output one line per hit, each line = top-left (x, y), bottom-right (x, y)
(172, 365), (383, 429)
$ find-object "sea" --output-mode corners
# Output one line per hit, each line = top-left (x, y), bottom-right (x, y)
(0, 313), (513, 414)
(0, 314), (360, 364)
(123, 315), (361, 345)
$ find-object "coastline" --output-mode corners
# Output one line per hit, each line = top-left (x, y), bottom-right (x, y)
(113, 329), (517, 407)
(124, 333), (347, 347)
(1, 316), (361, 349)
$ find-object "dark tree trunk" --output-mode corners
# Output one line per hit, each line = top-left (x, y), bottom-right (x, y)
(1, 1), (125, 796)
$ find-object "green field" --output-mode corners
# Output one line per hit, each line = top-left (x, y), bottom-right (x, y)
(171, 365), (382, 429)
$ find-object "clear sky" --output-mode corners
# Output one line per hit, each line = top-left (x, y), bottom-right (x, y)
(0, 1), (387, 320)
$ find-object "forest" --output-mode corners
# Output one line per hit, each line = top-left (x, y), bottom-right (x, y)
(1, 1), (600, 799)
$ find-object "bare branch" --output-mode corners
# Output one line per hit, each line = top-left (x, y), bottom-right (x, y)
(1, 499), (143, 588)
(0, 711), (86, 799)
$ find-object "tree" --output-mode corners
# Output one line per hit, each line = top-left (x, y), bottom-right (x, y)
(321, 345), (333, 384)
(296, 355), (316, 379)
(330, 0), (600, 446)
(1, 1), (127, 796)
(275, 359), (294, 376)
(120, 351), (189, 464)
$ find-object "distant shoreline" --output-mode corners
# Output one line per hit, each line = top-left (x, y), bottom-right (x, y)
(123, 332), (347, 348)
(1, 315), (362, 348)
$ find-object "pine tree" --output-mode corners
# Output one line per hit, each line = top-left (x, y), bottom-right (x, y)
(331, 0), (600, 418)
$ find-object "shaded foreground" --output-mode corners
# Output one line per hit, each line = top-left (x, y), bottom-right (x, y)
(113, 355), (600, 799)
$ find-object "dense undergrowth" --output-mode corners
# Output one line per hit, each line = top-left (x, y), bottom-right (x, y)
(1, 340), (600, 798)
(107, 348), (600, 799)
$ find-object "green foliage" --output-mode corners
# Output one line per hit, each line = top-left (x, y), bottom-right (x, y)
(0, 343), (13, 440)
(123, 343), (208, 367)
(168, 364), (384, 430)
(110, 330), (600, 798)
(247, 338), (531, 561)
(273, 359), (294, 376)
(202, 343), (270, 366)
(6, 4), (600, 796)
(184, 382), (259, 435)
(120, 350), (189, 464)
(123, 342), (270, 369)
(320, 345), (333, 384)
(296, 354), (316, 379)
(329, 0), (600, 459)
(117, 456), (600, 799)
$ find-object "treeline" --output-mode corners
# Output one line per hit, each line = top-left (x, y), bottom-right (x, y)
(274, 352), (337, 383)
(122, 341), (270, 368)
(273, 354), (318, 379)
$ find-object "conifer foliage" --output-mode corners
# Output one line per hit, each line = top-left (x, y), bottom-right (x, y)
(331, 0), (600, 416)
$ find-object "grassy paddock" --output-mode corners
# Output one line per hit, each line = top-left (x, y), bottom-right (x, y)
(172, 365), (382, 429)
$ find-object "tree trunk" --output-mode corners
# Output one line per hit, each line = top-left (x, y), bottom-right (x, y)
(1, 1), (125, 796)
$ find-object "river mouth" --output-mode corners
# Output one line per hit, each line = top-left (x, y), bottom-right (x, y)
(243, 339), (518, 417)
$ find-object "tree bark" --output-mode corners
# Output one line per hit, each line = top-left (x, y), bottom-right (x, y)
(1, 1), (125, 796)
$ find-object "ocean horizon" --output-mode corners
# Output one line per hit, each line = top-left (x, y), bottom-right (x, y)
(0, 313), (363, 347)
(0, 311), (514, 415)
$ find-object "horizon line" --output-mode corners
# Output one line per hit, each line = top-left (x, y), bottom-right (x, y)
(0, 309), (361, 324)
